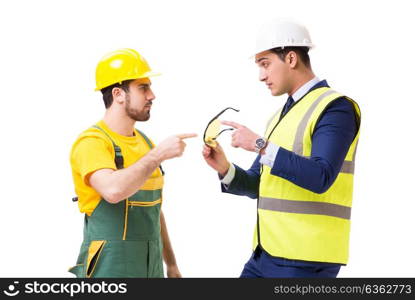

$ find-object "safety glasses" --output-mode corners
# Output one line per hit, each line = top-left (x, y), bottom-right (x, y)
(203, 107), (240, 147)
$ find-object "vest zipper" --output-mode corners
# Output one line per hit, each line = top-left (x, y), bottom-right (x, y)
(257, 103), (291, 248)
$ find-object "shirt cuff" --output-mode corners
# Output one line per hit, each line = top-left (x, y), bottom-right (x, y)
(220, 163), (236, 185)
(259, 142), (280, 167)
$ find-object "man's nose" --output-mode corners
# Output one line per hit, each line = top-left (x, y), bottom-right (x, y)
(147, 89), (156, 101)
(259, 70), (267, 82)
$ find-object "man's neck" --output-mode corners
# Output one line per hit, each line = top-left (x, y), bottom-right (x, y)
(288, 70), (316, 96)
(103, 112), (135, 137)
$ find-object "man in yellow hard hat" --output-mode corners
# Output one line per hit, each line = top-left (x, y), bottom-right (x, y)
(69, 48), (197, 278)
(202, 19), (360, 277)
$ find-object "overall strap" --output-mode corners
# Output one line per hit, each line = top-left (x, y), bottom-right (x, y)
(135, 128), (153, 149)
(92, 125), (124, 169)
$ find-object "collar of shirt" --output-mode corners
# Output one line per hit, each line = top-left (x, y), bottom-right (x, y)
(290, 77), (320, 102)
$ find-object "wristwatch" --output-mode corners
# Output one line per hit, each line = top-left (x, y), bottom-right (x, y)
(254, 137), (268, 153)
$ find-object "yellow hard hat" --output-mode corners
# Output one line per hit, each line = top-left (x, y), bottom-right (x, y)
(95, 48), (160, 91)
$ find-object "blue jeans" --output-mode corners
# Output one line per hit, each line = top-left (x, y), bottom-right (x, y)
(240, 247), (341, 278)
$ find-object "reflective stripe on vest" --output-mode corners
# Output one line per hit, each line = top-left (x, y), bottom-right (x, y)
(258, 197), (351, 220)
(255, 87), (361, 264)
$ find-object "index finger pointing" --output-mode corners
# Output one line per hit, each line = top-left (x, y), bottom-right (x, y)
(221, 120), (243, 129)
(177, 133), (198, 139)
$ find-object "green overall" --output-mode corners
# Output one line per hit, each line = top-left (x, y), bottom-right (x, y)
(69, 125), (164, 278)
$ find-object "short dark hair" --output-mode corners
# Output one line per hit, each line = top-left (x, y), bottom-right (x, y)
(270, 47), (311, 68)
(100, 80), (133, 109)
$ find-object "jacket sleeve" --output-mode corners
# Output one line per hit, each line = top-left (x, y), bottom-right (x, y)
(221, 155), (261, 199)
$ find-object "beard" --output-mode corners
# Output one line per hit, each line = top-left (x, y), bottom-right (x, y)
(125, 94), (151, 121)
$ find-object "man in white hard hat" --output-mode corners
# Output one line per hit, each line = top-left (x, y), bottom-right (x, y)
(202, 19), (361, 277)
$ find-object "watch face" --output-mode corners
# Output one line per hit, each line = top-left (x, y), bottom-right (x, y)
(256, 138), (266, 148)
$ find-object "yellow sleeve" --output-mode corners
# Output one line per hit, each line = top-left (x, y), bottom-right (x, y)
(71, 136), (116, 186)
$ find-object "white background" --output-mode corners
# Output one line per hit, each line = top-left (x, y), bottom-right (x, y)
(0, 0), (414, 277)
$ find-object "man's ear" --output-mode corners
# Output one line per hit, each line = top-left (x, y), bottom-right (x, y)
(286, 51), (298, 69)
(112, 87), (125, 104)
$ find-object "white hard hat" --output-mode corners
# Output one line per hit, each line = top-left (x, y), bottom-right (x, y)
(254, 19), (314, 57)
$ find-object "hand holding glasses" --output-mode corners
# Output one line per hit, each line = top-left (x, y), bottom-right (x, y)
(203, 107), (240, 147)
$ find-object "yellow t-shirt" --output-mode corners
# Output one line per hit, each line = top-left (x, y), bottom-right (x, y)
(70, 120), (162, 216)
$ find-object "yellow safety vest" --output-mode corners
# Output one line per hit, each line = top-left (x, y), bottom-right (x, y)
(254, 87), (361, 264)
